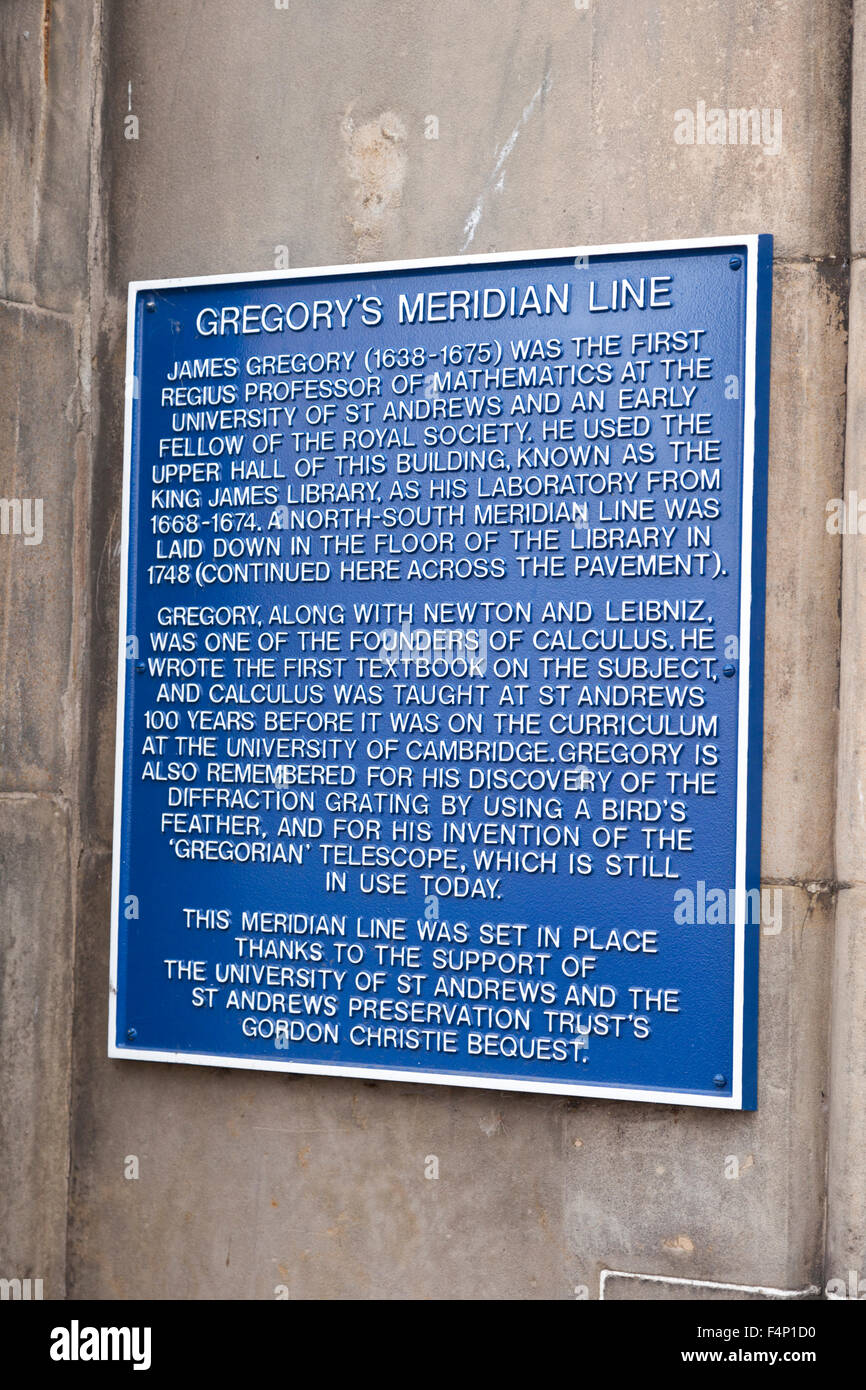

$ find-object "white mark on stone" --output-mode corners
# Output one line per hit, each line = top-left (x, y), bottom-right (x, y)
(461, 71), (553, 250)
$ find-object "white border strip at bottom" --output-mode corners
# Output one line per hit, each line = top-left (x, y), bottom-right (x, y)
(599, 1269), (820, 1300)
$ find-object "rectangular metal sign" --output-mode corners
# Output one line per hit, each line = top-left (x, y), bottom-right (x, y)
(111, 236), (772, 1108)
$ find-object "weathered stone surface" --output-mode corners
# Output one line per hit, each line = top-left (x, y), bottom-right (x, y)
(0, 302), (80, 790)
(101, 0), (848, 297)
(850, 1), (866, 255)
(0, 2), (46, 303)
(0, 794), (73, 1298)
(826, 885), (866, 1291)
(77, 316), (125, 850)
(834, 259), (866, 887)
(0, 301), (80, 791)
(826, 255), (866, 1285)
(760, 263), (847, 884)
(0, 0), (97, 312)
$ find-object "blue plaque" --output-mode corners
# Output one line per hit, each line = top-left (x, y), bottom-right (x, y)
(110, 237), (772, 1108)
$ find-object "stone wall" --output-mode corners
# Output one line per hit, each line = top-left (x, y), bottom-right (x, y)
(1, 0), (862, 1299)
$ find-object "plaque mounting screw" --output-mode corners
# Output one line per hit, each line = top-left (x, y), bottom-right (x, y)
(135, 661), (145, 673)
(723, 664), (736, 677)
(145, 298), (156, 312)
(713, 1074), (727, 1088)
(127, 1027), (137, 1041)
(729, 256), (742, 270)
